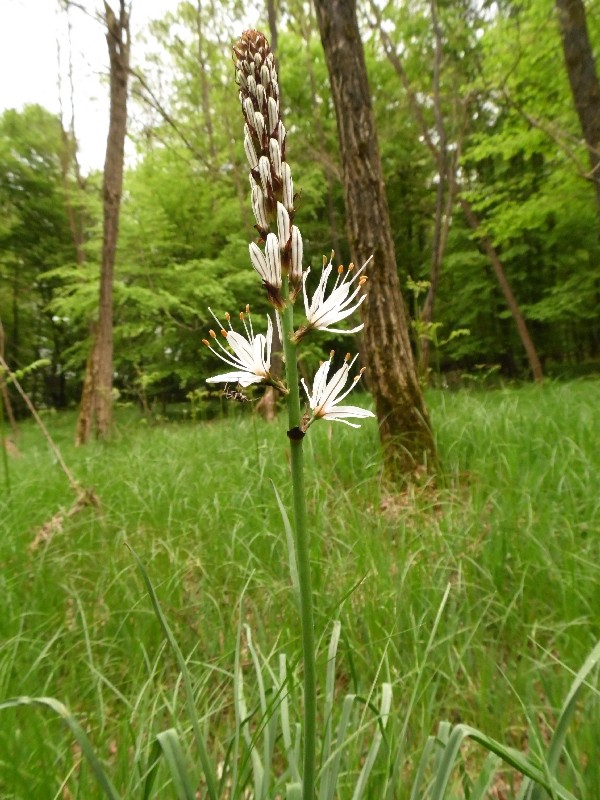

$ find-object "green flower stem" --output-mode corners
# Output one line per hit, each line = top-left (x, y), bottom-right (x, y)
(280, 280), (316, 800)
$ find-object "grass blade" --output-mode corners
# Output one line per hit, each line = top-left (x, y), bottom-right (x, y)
(351, 682), (392, 800)
(127, 546), (218, 800)
(155, 728), (197, 800)
(271, 480), (300, 607)
(429, 723), (578, 800)
(0, 696), (121, 800)
(525, 639), (600, 800)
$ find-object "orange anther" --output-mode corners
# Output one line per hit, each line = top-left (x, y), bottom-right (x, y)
(209, 329), (217, 338)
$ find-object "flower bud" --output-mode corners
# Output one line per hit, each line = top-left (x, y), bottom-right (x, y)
(277, 202), (291, 248)
(269, 138), (282, 179)
(247, 74), (257, 97)
(244, 127), (258, 169)
(267, 97), (279, 135)
(254, 111), (265, 141)
(249, 241), (269, 283)
(256, 83), (265, 107)
(281, 162), (294, 212)
(265, 233), (282, 287)
(276, 121), (286, 149)
(260, 64), (270, 88)
(290, 225), (303, 282)
(243, 97), (254, 123)
(252, 186), (269, 230)
(258, 156), (272, 194)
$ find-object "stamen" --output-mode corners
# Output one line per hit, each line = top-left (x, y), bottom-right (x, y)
(202, 339), (210, 346)
(345, 353), (351, 362)
(209, 329), (217, 338)
(221, 329), (228, 337)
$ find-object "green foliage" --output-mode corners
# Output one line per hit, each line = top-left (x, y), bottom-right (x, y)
(1, 382), (599, 796)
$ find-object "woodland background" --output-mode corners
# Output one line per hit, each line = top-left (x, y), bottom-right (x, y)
(1, 0), (599, 420)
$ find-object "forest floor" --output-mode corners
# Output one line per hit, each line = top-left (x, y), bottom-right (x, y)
(1, 380), (599, 798)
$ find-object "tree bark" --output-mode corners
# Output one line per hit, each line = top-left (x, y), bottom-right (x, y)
(76, 1), (130, 443)
(459, 199), (544, 383)
(370, 0), (543, 384)
(556, 0), (600, 224)
(313, 0), (436, 477)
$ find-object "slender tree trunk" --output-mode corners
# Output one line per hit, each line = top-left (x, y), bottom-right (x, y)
(370, 0), (543, 384)
(0, 318), (18, 438)
(419, 0), (450, 379)
(76, 1), (130, 443)
(313, 0), (436, 477)
(555, 0), (600, 224)
(459, 199), (544, 382)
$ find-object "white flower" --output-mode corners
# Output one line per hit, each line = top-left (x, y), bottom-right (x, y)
(301, 352), (375, 428)
(203, 307), (272, 387)
(299, 254), (371, 339)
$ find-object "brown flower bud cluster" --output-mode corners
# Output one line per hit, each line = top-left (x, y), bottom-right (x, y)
(233, 30), (303, 304)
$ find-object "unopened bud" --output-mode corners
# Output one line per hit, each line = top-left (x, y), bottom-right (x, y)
(276, 202), (291, 248)
(260, 64), (270, 88)
(249, 241), (269, 283)
(256, 83), (265, 107)
(251, 186), (269, 230)
(276, 120), (286, 148)
(290, 226), (303, 282)
(258, 156), (272, 194)
(247, 74), (257, 97)
(244, 128), (258, 170)
(267, 97), (279, 135)
(265, 232), (282, 287)
(281, 162), (294, 212)
(254, 111), (265, 140)
(243, 97), (254, 123)
(269, 138), (282, 179)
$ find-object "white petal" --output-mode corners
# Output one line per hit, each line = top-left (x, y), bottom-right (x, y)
(207, 370), (265, 387)
(322, 405), (374, 419)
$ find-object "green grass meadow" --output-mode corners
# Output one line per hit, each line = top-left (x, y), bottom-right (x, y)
(1, 381), (599, 798)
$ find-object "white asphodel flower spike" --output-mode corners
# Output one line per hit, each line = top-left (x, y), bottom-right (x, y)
(294, 254), (372, 342)
(203, 307), (273, 387)
(301, 352), (375, 429)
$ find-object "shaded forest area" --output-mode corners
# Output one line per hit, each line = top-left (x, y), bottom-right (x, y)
(1, 0), (599, 417)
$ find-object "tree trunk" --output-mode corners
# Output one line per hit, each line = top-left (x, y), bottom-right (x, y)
(313, 0), (436, 477)
(0, 318), (18, 438)
(76, 1), (130, 443)
(459, 198), (544, 383)
(556, 0), (600, 224)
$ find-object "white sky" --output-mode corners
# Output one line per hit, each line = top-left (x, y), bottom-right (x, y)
(0, 0), (182, 171)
